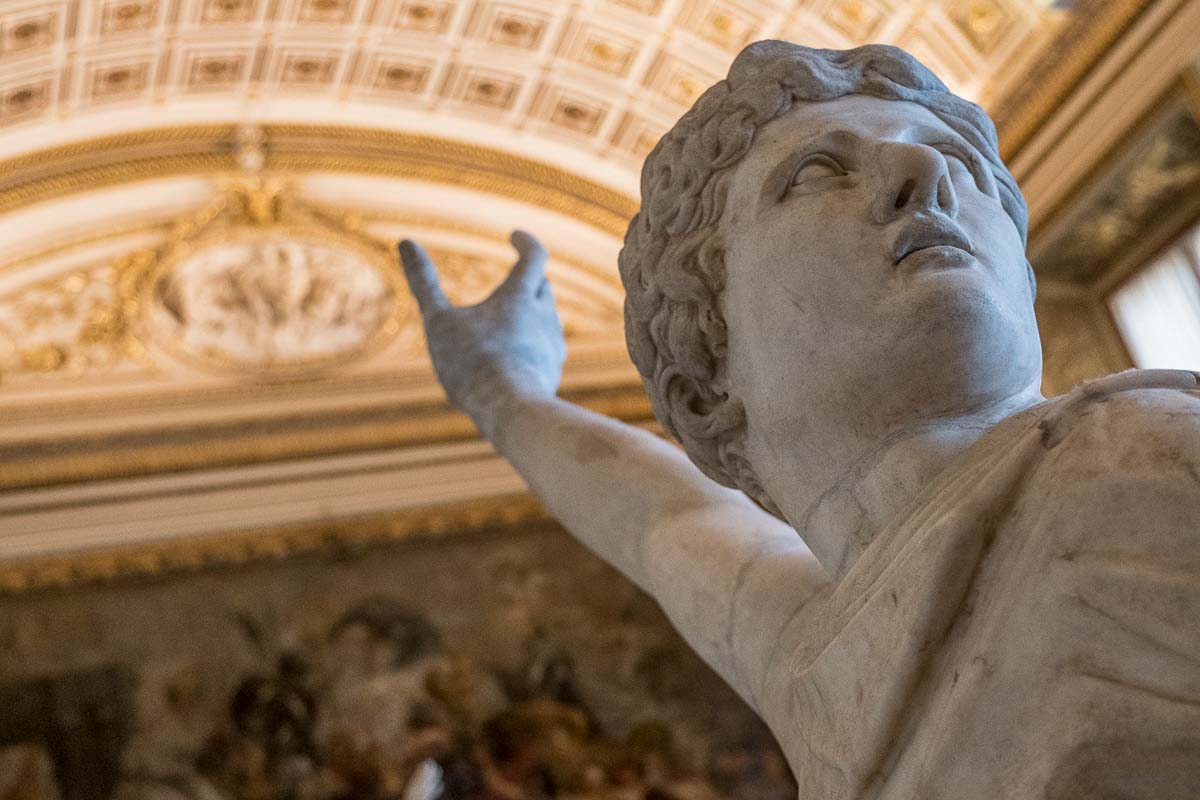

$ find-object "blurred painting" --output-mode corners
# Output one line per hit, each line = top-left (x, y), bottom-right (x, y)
(0, 523), (795, 800)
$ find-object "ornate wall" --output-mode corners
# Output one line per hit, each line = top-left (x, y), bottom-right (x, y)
(1027, 45), (1200, 393)
(0, 521), (795, 800)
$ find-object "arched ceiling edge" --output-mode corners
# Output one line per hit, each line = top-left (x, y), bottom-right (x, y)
(0, 124), (640, 237)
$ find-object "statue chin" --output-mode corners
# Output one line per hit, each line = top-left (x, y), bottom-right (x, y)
(878, 281), (1041, 417)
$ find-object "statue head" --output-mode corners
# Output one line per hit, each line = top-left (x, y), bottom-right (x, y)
(619, 41), (1042, 515)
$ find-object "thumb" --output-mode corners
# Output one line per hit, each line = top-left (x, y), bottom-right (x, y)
(499, 230), (548, 296)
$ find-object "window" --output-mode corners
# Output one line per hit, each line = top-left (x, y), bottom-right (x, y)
(1109, 223), (1200, 369)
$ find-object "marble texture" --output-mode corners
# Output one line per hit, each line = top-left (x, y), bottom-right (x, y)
(402, 41), (1200, 798)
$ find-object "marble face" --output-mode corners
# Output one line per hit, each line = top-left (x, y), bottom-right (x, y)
(719, 95), (1043, 443)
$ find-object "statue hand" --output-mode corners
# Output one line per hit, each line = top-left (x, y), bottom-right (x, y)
(399, 231), (566, 437)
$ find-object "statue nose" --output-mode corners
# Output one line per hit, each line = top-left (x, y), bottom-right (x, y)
(879, 143), (958, 221)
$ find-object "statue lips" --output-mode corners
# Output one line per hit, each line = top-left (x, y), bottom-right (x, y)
(892, 216), (976, 276)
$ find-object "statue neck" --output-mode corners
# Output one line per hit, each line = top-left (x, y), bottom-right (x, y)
(773, 388), (1045, 577)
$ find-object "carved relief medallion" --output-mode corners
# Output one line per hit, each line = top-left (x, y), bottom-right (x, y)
(150, 231), (394, 369)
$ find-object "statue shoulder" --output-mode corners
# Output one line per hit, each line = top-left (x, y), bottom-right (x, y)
(1037, 368), (1200, 459)
(1022, 368), (1200, 557)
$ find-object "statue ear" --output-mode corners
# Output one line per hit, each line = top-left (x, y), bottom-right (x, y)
(1025, 258), (1037, 302)
(659, 373), (741, 461)
(664, 374), (727, 440)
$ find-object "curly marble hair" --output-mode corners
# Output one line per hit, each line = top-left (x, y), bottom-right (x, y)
(618, 41), (1029, 514)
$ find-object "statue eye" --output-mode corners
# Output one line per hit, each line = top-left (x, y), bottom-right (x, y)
(789, 155), (844, 188)
(936, 145), (997, 196)
(939, 147), (973, 173)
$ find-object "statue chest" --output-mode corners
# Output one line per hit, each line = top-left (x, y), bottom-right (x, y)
(779, 382), (1200, 799)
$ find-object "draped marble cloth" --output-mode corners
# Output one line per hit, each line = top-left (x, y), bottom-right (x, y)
(760, 369), (1200, 799)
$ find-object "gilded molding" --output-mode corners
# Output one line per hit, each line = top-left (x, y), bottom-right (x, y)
(0, 222), (172, 277)
(346, 209), (624, 290)
(0, 494), (550, 595)
(0, 125), (638, 237)
(0, 179), (415, 382)
(0, 382), (655, 491)
(1028, 78), (1200, 283)
(125, 178), (414, 375)
(993, 0), (1161, 161)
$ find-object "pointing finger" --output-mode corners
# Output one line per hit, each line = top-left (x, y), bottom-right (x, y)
(501, 230), (548, 296)
(399, 239), (451, 317)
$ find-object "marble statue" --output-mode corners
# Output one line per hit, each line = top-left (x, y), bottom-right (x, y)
(400, 42), (1200, 798)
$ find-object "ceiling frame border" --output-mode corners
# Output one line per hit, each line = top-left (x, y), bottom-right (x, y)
(0, 124), (639, 237)
(993, 0), (1164, 161)
(0, 493), (551, 596)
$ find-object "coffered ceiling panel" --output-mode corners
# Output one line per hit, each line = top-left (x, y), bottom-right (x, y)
(0, 0), (1064, 171)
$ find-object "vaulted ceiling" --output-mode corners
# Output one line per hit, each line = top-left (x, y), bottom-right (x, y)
(0, 0), (1062, 169)
(0, 0), (1072, 407)
(3, 0), (1187, 589)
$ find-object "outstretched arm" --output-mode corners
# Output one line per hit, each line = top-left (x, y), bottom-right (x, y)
(399, 233), (828, 713)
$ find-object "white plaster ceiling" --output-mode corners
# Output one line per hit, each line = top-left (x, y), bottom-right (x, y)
(0, 0), (1084, 578)
(0, 0), (1064, 182)
(0, 0), (1069, 409)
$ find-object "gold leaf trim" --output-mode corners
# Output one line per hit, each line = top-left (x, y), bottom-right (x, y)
(0, 383), (654, 491)
(994, 0), (1161, 161)
(121, 178), (418, 376)
(0, 125), (639, 237)
(0, 494), (551, 595)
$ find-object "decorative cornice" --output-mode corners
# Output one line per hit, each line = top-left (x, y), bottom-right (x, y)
(1027, 77), (1200, 286)
(993, 0), (1161, 161)
(0, 125), (639, 237)
(0, 493), (550, 595)
(0, 380), (654, 491)
(0, 182), (645, 492)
